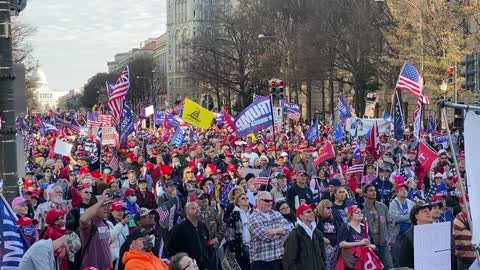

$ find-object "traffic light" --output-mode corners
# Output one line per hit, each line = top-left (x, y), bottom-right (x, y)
(459, 54), (476, 90)
(269, 79), (276, 94)
(277, 80), (284, 100)
(447, 66), (454, 84)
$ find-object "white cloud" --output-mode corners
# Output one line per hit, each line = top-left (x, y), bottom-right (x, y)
(18, 0), (167, 90)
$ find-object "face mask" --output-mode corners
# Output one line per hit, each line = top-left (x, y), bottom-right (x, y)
(143, 239), (154, 252)
(129, 196), (137, 203)
(104, 168), (111, 174)
(174, 161), (181, 167)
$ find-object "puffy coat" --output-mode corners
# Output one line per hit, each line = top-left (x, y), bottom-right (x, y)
(123, 250), (168, 270)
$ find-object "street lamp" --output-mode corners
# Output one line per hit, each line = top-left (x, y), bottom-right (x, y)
(440, 80), (448, 99)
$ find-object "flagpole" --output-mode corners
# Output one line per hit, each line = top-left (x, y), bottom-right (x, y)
(391, 62), (407, 116)
(269, 95), (278, 160)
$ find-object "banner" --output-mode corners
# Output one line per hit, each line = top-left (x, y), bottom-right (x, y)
(0, 195), (29, 269)
(102, 127), (117, 145)
(170, 126), (185, 147)
(54, 140), (73, 156)
(222, 106), (237, 145)
(465, 111), (480, 246)
(279, 100), (300, 121)
(182, 98), (214, 129)
(333, 121), (344, 141)
(416, 142), (438, 184)
(338, 95), (352, 121)
(345, 118), (391, 137)
(234, 95), (273, 137)
(120, 102), (134, 149)
(154, 111), (180, 128)
(305, 120), (319, 144)
(313, 140), (335, 166)
(434, 135), (449, 145)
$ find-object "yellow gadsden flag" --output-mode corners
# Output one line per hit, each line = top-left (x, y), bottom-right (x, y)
(182, 98), (214, 129)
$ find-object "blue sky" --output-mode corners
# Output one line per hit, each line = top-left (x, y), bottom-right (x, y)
(19, 0), (167, 90)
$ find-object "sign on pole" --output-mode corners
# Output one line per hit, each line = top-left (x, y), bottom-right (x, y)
(101, 127), (116, 145)
(272, 106), (283, 130)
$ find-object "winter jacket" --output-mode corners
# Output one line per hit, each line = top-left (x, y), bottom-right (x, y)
(123, 250), (168, 270)
(362, 200), (394, 246)
(388, 197), (414, 242)
(106, 219), (129, 268)
(199, 205), (226, 241)
(399, 226), (414, 268)
(282, 224), (327, 270)
(135, 189), (157, 209)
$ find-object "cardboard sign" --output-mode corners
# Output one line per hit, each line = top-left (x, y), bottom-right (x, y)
(53, 140), (73, 157)
(102, 127), (116, 145)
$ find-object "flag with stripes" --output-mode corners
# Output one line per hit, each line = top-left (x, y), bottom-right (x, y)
(395, 62), (429, 104)
(70, 117), (81, 134)
(98, 114), (112, 127)
(109, 149), (120, 172)
(54, 115), (70, 128)
(87, 112), (101, 128)
(0, 195), (30, 268)
(156, 204), (170, 225)
(347, 164), (365, 174)
(108, 66), (130, 121)
(252, 176), (269, 186)
(413, 88), (425, 143)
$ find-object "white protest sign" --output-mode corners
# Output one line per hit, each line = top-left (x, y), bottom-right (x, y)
(414, 222), (451, 270)
(101, 127), (117, 145)
(465, 111), (480, 246)
(145, 105), (154, 117)
(54, 140), (73, 157)
(241, 168), (263, 178)
(272, 106), (283, 130)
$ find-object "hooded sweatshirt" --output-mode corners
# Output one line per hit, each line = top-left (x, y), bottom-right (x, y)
(123, 250), (168, 270)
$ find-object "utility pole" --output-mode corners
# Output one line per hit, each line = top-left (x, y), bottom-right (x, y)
(0, 0), (26, 203)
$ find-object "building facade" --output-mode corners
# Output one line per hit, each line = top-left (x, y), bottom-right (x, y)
(31, 68), (69, 111)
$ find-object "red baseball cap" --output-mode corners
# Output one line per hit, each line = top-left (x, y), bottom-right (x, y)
(111, 200), (126, 211)
(347, 205), (360, 216)
(17, 217), (38, 227)
(227, 164), (236, 172)
(24, 179), (35, 188)
(206, 163), (217, 172)
(124, 188), (136, 197)
(396, 183), (408, 191)
(45, 209), (67, 225)
(431, 194), (446, 202)
(295, 203), (316, 218)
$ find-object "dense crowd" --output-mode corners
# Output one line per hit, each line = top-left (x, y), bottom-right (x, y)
(9, 111), (473, 270)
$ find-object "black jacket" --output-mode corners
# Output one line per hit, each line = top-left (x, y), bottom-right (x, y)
(282, 225), (327, 270)
(286, 184), (314, 210)
(168, 219), (210, 270)
(399, 227), (414, 268)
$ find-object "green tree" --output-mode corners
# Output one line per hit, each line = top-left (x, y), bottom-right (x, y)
(82, 72), (118, 110)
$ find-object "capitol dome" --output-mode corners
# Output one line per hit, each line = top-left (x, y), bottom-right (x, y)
(31, 67), (49, 87)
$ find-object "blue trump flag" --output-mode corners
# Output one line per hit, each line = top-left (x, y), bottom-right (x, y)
(0, 195), (29, 268)
(333, 121), (344, 141)
(171, 127), (185, 147)
(154, 111), (180, 128)
(305, 120), (319, 144)
(42, 121), (58, 134)
(338, 95), (352, 121)
(189, 127), (199, 142)
(428, 111), (435, 134)
(120, 101), (135, 149)
(394, 91), (404, 140)
(234, 95), (272, 137)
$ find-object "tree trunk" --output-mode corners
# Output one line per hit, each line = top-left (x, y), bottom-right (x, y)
(306, 79), (312, 121)
(329, 70), (335, 123)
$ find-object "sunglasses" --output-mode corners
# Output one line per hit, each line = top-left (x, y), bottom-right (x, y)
(186, 171), (193, 174)
(261, 199), (273, 203)
(303, 210), (313, 214)
(82, 191), (93, 195)
(45, 170), (51, 173)
(353, 210), (363, 215)
(240, 197), (247, 200)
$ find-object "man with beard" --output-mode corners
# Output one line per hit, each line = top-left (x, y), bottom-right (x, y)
(35, 183), (71, 229)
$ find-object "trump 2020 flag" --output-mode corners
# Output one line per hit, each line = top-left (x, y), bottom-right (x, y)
(465, 111), (480, 246)
(333, 121), (344, 141)
(171, 127), (185, 147)
(0, 195), (29, 268)
(305, 120), (319, 144)
(235, 95), (273, 137)
(120, 101), (134, 149)
(394, 91), (404, 140)
(338, 95), (352, 121)
(428, 111), (435, 134)
(182, 98), (214, 129)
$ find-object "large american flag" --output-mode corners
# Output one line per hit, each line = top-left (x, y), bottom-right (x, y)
(108, 66), (130, 121)
(395, 62), (429, 104)
(70, 117), (81, 134)
(87, 112), (101, 128)
(347, 164), (364, 174)
(108, 149), (120, 172)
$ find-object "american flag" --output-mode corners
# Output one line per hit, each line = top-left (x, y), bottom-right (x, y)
(252, 176), (269, 186)
(87, 112), (101, 128)
(395, 62), (429, 104)
(109, 149), (120, 172)
(98, 114), (112, 127)
(347, 164), (364, 174)
(54, 115), (70, 128)
(70, 117), (81, 134)
(156, 204), (170, 223)
(108, 66), (130, 121)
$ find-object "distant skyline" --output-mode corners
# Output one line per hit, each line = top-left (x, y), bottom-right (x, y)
(19, 0), (167, 91)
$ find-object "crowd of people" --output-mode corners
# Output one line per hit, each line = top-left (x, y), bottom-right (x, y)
(8, 110), (473, 270)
